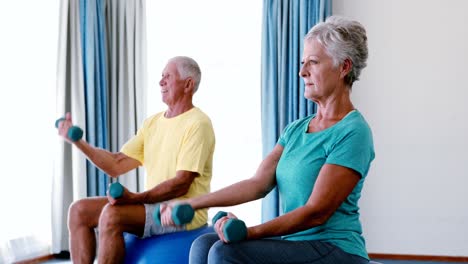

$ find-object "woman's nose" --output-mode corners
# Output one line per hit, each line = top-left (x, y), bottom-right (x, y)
(299, 65), (307, 78)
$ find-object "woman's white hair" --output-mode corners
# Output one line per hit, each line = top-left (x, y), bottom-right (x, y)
(170, 56), (202, 93)
(306, 15), (368, 87)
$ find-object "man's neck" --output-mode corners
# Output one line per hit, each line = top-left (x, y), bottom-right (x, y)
(165, 103), (195, 118)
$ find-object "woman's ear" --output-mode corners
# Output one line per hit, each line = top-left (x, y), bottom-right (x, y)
(340, 58), (352, 79)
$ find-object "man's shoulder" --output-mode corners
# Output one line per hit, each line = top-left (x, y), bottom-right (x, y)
(191, 107), (211, 118)
(144, 111), (165, 121)
(141, 111), (165, 128)
(186, 107), (213, 125)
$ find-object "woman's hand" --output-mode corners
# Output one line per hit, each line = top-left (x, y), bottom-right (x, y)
(214, 212), (238, 243)
(159, 201), (184, 226)
(160, 202), (173, 226)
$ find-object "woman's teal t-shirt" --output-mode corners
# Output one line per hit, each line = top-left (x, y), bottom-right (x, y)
(276, 110), (375, 260)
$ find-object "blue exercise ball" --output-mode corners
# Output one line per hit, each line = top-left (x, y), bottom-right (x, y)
(124, 225), (214, 264)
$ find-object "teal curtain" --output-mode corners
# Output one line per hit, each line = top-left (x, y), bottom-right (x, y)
(80, 0), (110, 196)
(261, 0), (331, 222)
(53, 0), (147, 253)
(78, 0), (147, 197)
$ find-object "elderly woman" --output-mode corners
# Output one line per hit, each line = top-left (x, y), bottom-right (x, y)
(163, 16), (374, 264)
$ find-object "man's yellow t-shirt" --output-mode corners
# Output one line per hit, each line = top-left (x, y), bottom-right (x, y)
(120, 107), (215, 230)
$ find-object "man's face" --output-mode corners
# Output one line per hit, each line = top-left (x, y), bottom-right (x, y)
(159, 61), (186, 106)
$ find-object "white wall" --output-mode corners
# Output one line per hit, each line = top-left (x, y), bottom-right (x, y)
(333, 0), (468, 256)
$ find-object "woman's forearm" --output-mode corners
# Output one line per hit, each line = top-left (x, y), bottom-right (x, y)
(190, 178), (272, 210)
(190, 145), (283, 210)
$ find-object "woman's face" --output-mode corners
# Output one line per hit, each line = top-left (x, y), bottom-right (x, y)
(299, 39), (344, 102)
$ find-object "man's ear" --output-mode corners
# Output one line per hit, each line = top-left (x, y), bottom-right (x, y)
(184, 78), (194, 94)
(340, 58), (352, 79)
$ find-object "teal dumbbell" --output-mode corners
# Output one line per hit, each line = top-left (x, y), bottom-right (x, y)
(212, 211), (228, 225)
(153, 204), (195, 226)
(109, 182), (124, 199)
(223, 218), (247, 242)
(55, 117), (83, 142)
(212, 211), (247, 242)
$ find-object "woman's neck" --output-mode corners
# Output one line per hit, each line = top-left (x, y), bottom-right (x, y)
(309, 91), (355, 132)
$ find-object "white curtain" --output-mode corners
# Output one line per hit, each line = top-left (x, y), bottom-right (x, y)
(107, 0), (147, 193)
(52, 0), (88, 253)
(52, 0), (147, 253)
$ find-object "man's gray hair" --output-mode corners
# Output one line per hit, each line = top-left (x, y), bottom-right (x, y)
(170, 56), (202, 93)
(305, 15), (368, 87)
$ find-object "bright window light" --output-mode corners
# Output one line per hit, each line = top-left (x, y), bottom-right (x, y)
(0, 0), (57, 261)
(146, 0), (263, 226)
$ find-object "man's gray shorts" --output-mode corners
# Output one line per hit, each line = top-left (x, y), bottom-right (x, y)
(142, 203), (185, 238)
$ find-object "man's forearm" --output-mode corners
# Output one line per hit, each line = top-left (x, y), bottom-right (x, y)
(135, 176), (193, 204)
(74, 140), (120, 177)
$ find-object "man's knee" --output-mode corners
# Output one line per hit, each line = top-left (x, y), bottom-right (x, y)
(68, 198), (106, 229)
(99, 204), (123, 232)
(68, 199), (90, 228)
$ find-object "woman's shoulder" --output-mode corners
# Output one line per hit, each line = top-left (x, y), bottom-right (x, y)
(289, 115), (315, 128)
(343, 111), (372, 133)
(280, 115), (315, 138)
(335, 111), (374, 146)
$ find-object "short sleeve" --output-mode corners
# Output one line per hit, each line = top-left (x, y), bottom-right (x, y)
(176, 121), (215, 174)
(120, 124), (146, 164)
(325, 126), (375, 178)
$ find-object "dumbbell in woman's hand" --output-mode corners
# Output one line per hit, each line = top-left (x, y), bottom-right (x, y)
(212, 211), (247, 243)
(109, 182), (124, 199)
(212, 211), (228, 225)
(55, 117), (83, 142)
(153, 203), (195, 226)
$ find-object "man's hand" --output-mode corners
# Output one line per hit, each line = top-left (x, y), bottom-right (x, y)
(57, 112), (75, 144)
(107, 184), (137, 205)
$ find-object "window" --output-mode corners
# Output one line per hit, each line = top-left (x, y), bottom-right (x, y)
(146, 1), (263, 225)
(0, 2), (263, 261)
(0, 1), (57, 262)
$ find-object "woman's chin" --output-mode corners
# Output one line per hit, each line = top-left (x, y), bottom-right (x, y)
(304, 91), (318, 101)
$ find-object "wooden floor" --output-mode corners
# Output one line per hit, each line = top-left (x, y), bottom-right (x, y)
(39, 259), (468, 264)
(373, 260), (468, 264)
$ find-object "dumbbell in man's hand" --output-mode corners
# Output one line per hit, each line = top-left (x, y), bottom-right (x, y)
(109, 182), (124, 199)
(55, 117), (83, 142)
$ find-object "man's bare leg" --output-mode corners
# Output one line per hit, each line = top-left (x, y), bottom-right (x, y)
(68, 197), (108, 264)
(97, 203), (146, 264)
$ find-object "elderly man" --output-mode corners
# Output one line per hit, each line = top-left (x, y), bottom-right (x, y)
(57, 56), (216, 264)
